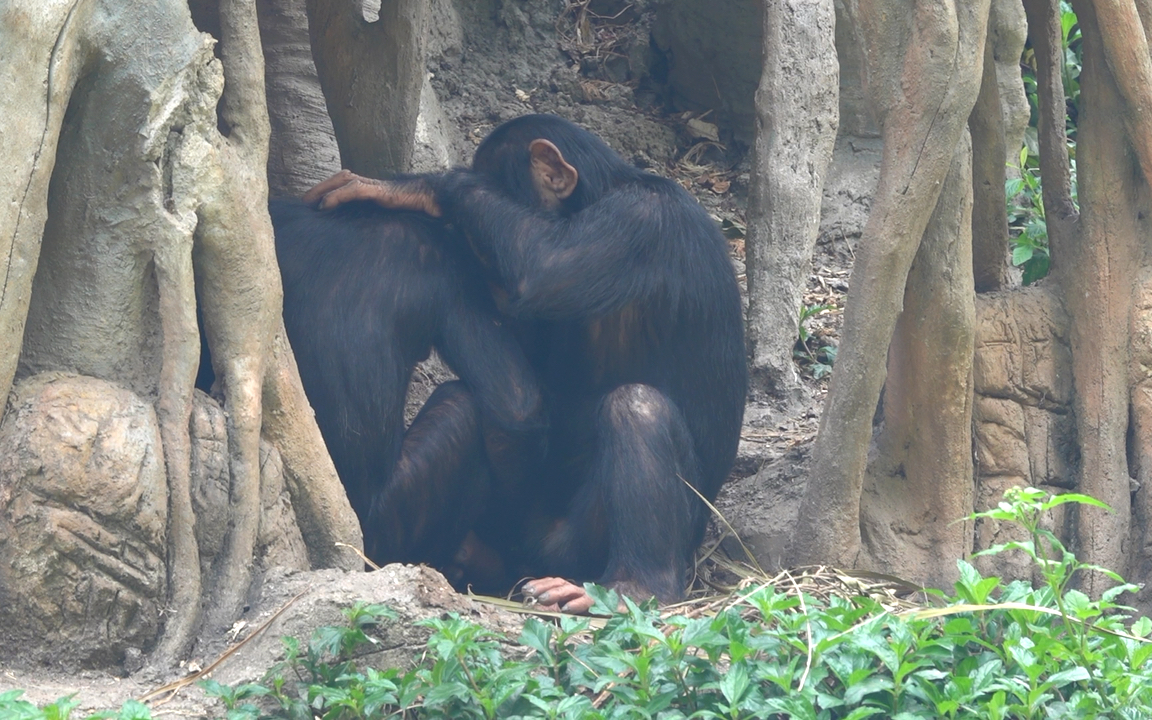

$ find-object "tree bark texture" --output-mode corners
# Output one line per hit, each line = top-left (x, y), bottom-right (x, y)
(969, 34), (1010, 293)
(990, 0), (1031, 169)
(306, 0), (427, 177)
(745, 0), (839, 401)
(258, 0), (342, 196)
(790, 0), (990, 572)
(862, 132), (976, 588)
(0, 0), (361, 669)
(1060, 0), (1139, 596)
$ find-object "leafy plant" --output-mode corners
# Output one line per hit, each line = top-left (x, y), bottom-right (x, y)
(795, 303), (837, 379)
(187, 488), (1152, 719)
(1005, 145), (1051, 286)
(0, 691), (152, 720)
(15, 489), (1152, 719)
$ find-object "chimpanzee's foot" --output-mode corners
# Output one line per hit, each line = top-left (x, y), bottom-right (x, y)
(443, 531), (506, 591)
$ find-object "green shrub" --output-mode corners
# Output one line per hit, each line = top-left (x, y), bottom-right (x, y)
(193, 489), (1152, 719)
(12, 489), (1152, 719)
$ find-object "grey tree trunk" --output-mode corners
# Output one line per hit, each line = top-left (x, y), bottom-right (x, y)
(789, 0), (990, 573)
(745, 0), (840, 401)
(0, 0), (361, 670)
(969, 35), (1011, 293)
(306, 0), (428, 176)
(258, 0), (342, 196)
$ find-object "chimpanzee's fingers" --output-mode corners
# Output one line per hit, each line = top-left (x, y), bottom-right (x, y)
(302, 169), (358, 204)
(316, 179), (386, 210)
(523, 577), (593, 613)
(522, 576), (572, 597)
(559, 593), (595, 614)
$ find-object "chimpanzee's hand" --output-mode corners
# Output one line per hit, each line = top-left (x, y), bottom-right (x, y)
(522, 577), (598, 614)
(303, 170), (442, 217)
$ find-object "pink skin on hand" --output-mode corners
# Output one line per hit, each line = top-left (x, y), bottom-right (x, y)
(302, 169), (442, 217)
(521, 577), (597, 614)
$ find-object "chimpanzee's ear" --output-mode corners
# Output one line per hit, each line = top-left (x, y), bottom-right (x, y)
(529, 139), (579, 201)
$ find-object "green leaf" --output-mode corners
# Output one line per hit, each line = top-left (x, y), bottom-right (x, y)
(1041, 493), (1113, 512)
(1022, 255), (1050, 285)
(1132, 617), (1152, 638)
(718, 662), (749, 705)
(519, 618), (555, 664)
(114, 701), (152, 720)
(843, 676), (894, 705)
(1046, 666), (1090, 686)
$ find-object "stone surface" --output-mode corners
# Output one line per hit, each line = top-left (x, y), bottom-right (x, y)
(0, 374), (310, 670)
(971, 287), (1077, 581)
(0, 374), (169, 668)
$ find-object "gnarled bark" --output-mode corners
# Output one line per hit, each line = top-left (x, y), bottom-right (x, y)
(258, 0), (342, 196)
(861, 131), (976, 587)
(1059, 0), (1137, 596)
(789, 0), (990, 573)
(0, 0), (361, 670)
(306, 0), (427, 176)
(969, 34), (1010, 293)
(745, 0), (839, 401)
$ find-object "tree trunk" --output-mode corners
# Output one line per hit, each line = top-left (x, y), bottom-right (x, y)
(306, 0), (427, 176)
(789, 0), (990, 573)
(969, 34), (1010, 293)
(1060, 0), (1138, 596)
(258, 0), (342, 196)
(745, 0), (839, 401)
(0, 0), (361, 670)
(861, 132), (976, 586)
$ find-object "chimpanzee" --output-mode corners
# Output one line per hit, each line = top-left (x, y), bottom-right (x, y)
(305, 114), (748, 612)
(197, 199), (545, 586)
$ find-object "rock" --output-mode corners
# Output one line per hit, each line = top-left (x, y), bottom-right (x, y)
(0, 374), (169, 669)
(971, 287), (1076, 582)
(0, 374), (310, 670)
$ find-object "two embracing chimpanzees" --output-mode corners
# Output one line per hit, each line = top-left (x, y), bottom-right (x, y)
(199, 199), (547, 588)
(307, 114), (747, 613)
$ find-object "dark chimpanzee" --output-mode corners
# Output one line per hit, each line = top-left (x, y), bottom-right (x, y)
(305, 114), (748, 612)
(198, 199), (545, 587)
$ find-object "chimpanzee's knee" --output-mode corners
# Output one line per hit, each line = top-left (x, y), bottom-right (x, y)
(600, 384), (675, 435)
(595, 383), (697, 493)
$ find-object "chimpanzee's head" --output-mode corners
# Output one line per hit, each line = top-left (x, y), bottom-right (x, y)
(472, 114), (632, 213)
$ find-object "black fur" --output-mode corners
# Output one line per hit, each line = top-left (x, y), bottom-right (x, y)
(199, 199), (545, 576)
(433, 114), (748, 601)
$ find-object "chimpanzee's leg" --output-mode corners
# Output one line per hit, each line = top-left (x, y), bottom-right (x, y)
(529, 384), (701, 609)
(365, 380), (491, 571)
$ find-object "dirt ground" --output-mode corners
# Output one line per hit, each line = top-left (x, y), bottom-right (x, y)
(0, 1), (881, 714)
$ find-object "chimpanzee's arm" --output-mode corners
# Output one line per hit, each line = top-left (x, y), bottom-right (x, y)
(437, 290), (545, 435)
(432, 171), (671, 320)
(436, 284), (548, 499)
